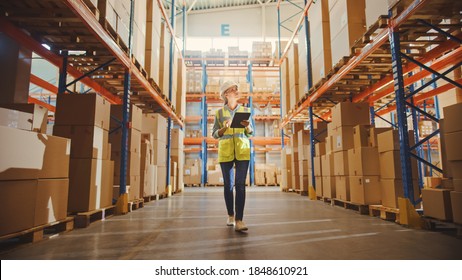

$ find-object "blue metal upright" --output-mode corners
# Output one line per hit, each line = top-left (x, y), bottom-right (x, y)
(166, 0), (176, 190)
(389, 27), (415, 202)
(120, 0), (135, 196)
(201, 64), (208, 186)
(247, 64), (255, 186)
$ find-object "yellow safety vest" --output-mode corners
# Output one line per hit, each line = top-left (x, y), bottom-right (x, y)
(216, 106), (251, 162)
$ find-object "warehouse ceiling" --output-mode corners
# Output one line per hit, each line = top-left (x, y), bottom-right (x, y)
(162, 0), (281, 12)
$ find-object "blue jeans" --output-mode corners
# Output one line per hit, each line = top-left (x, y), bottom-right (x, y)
(220, 159), (250, 221)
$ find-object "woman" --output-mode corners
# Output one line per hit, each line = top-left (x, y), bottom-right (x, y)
(212, 80), (254, 232)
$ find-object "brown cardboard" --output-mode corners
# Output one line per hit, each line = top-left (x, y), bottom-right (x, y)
(53, 125), (108, 159)
(331, 102), (370, 128)
(422, 188), (453, 221)
(369, 127), (392, 148)
(348, 147), (380, 176)
(109, 128), (141, 154)
(127, 175), (141, 201)
(377, 129), (400, 153)
(332, 125), (355, 152)
(380, 179), (420, 208)
(0, 103), (48, 133)
(350, 176), (381, 205)
(326, 135), (333, 154)
(34, 179), (69, 226)
(448, 160), (462, 180)
(424, 177), (442, 189)
(450, 191), (462, 224)
(321, 153), (335, 176)
(315, 176), (323, 197)
(208, 170), (223, 185)
(100, 160), (114, 208)
(379, 150), (418, 179)
(314, 156), (322, 177)
(110, 104), (143, 131)
(454, 179), (462, 192)
(112, 150), (141, 177)
(315, 142), (326, 156)
(68, 158), (102, 213)
(333, 150), (350, 176)
(141, 113), (167, 141)
(55, 93), (110, 130)
(0, 126), (45, 180)
(157, 165), (167, 194)
(353, 125), (371, 149)
(171, 128), (184, 149)
(152, 139), (167, 166)
(0, 180), (37, 236)
(365, 0), (389, 28)
(444, 131), (462, 161)
(38, 134), (71, 179)
(442, 102), (462, 133)
(335, 176), (350, 201)
(322, 176), (336, 198)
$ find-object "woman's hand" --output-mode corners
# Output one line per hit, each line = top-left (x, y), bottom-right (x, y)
(218, 120), (231, 137)
(240, 120), (250, 128)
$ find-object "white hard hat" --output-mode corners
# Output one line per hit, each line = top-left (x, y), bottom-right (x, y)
(220, 80), (238, 95)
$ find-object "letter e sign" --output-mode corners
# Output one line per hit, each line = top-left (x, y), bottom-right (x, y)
(221, 24), (230, 36)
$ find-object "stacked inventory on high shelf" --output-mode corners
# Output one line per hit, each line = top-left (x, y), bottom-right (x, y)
(0, 0), (187, 240)
(183, 52), (290, 187)
(276, 0), (462, 224)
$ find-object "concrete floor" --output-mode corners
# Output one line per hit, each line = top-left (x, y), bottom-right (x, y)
(1, 187), (462, 260)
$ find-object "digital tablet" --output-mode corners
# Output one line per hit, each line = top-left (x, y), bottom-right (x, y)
(230, 111), (251, 128)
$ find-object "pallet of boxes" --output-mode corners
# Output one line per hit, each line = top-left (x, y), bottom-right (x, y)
(421, 103), (462, 230)
(53, 94), (115, 226)
(1, 104), (73, 241)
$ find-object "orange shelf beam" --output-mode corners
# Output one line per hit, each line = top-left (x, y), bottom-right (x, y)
(30, 74), (58, 95)
(28, 97), (56, 112)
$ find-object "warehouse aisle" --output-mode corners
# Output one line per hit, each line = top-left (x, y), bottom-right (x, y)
(1, 187), (462, 260)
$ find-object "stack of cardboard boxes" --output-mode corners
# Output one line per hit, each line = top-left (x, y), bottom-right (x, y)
(171, 128), (185, 192)
(378, 129), (420, 208)
(422, 103), (462, 222)
(290, 123), (303, 192)
(185, 159), (202, 185)
(328, 0), (366, 67)
(288, 44), (300, 110)
(323, 102), (371, 200)
(281, 146), (293, 191)
(109, 104), (142, 202)
(207, 159), (223, 186)
(53, 94), (113, 213)
(141, 113), (168, 196)
(1, 106), (71, 236)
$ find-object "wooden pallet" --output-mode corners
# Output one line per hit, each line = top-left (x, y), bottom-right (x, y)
(0, 217), (74, 244)
(332, 199), (369, 215)
(369, 205), (400, 223)
(73, 205), (116, 228)
(128, 199), (144, 212)
(317, 196), (332, 204)
(422, 217), (462, 237)
(143, 194), (159, 203)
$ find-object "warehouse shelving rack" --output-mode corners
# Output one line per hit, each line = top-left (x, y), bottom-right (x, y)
(183, 61), (288, 186)
(0, 0), (185, 209)
(277, 0), (462, 204)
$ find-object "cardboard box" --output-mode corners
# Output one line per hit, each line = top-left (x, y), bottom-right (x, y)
(448, 160), (462, 180)
(141, 113), (167, 141)
(315, 142), (326, 156)
(109, 128), (141, 153)
(369, 127), (392, 148)
(101, 160), (114, 208)
(54, 125), (108, 159)
(322, 176), (336, 198)
(0, 126), (45, 181)
(353, 125), (371, 149)
(38, 134), (71, 179)
(380, 179), (419, 208)
(444, 130), (462, 161)
(55, 93), (110, 130)
(127, 175), (141, 201)
(152, 139), (167, 166)
(331, 102), (370, 128)
(0, 103), (48, 133)
(424, 177), (442, 189)
(208, 170), (223, 185)
(454, 179), (462, 192)
(34, 179), (69, 227)
(347, 147), (380, 176)
(365, 0), (389, 28)
(321, 153), (335, 176)
(442, 102), (462, 133)
(332, 125), (355, 152)
(0, 180), (37, 236)
(350, 176), (381, 205)
(314, 156), (322, 176)
(379, 150), (418, 179)
(315, 176), (323, 197)
(141, 164), (157, 197)
(377, 129), (400, 153)
(110, 104), (143, 131)
(326, 135), (333, 154)
(171, 128), (184, 149)
(450, 191), (462, 224)
(68, 158), (103, 213)
(157, 165), (167, 194)
(335, 176), (350, 201)
(422, 188), (453, 221)
(333, 150), (350, 176)
(112, 151), (141, 177)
